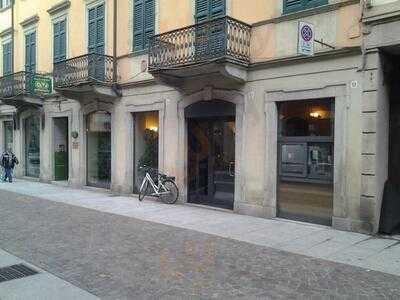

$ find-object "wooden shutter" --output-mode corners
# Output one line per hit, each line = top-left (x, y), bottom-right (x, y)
(25, 32), (36, 73)
(88, 4), (105, 55)
(96, 4), (105, 54)
(54, 20), (66, 63)
(195, 0), (209, 24)
(133, 0), (154, 52)
(88, 7), (97, 53)
(3, 42), (12, 75)
(284, 0), (327, 14)
(210, 0), (225, 19)
(144, 0), (155, 49)
(133, 0), (144, 51)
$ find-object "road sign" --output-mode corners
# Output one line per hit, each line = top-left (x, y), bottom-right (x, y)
(298, 21), (315, 56)
(32, 75), (53, 95)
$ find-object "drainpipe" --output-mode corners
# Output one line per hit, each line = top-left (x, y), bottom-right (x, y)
(112, 0), (117, 83)
(11, 0), (15, 74)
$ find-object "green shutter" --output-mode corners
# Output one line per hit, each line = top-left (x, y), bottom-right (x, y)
(88, 4), (104, 55)
(195, 0), (225, 23)
(133, 0), (154, 52)
(210, 0), (225, 19)
(3, 42), (12, 75)
(283, 0), (328, 14)
(25, 32), (36, 73)
(54, 20), (66, 63)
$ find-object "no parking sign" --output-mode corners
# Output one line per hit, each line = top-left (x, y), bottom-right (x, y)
(298, 21), (315, 56)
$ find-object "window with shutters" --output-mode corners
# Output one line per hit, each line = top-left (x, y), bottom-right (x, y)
(133, 0), (155, 52)
(53, 19), (67, 63)
(195, 0), (225, 23)
(25, 31), (36, 73)
(2, 42), (12, 76)
(88, 3), (105, 55)
(283, 0), (328, 14)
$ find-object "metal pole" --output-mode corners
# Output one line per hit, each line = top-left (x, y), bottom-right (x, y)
(113, 0), (117, 83)
(11, 0), (15, 73)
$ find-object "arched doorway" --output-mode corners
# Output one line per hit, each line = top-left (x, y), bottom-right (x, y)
(186, 100), (236, 209)
(86, 111), (111, 188)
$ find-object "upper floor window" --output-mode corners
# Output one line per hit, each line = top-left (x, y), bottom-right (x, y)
(88, 3), (105, 55)
(0, 0), (11, 10)
(53, 19), (66, 63)
(25, 31), (36, 73)
(195, 0), (226, 23)
(2, 41), (12, 76)
(133, 0), (155, 52)
(283, 0), (328, 14)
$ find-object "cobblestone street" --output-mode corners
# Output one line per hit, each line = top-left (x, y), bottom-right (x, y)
(0, 186), (400, 299)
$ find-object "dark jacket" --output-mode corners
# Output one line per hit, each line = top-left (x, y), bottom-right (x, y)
(1, 152), (19, 169)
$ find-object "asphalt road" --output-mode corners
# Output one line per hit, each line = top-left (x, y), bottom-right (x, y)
(0, 190), (400, 299)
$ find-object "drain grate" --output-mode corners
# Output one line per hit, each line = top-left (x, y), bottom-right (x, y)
(0, 264), (38, 283)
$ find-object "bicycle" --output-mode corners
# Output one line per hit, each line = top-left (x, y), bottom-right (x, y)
(138, 166), (179, 204)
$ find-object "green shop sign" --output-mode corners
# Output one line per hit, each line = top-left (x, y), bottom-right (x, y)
(30, 75), (53, 95)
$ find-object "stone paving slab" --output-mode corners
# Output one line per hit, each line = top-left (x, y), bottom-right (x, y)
(0, 180), (400, 278)
(0, 190), (400, 299)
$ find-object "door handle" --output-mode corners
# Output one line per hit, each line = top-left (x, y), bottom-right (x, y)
(229, 162), (235, 177)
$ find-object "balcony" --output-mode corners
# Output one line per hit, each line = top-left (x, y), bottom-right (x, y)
(53, 53), (121, 102)
(0, 72), (47, 107)
(148, 16), (251, 91)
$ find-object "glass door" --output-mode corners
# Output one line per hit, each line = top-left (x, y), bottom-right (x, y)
(188, 117), (235, 209)
(87, 112), (111, 189)
(25, 115), (40, 178)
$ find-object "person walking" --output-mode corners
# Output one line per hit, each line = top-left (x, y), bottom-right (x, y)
(1, 149), (19, 183)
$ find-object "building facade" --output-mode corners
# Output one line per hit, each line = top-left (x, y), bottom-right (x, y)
(1, 0), (394, 234)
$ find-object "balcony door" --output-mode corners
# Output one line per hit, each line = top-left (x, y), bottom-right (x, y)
(195, 0), (226, 60)
(88, 3), (105, 81)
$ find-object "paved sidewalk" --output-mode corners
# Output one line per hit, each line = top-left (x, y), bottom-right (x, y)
(0, 179), (399, 277)
(0, 248), (99, 300)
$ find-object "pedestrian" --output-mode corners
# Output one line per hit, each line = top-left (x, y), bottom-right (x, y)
(1, 149), (19, 183)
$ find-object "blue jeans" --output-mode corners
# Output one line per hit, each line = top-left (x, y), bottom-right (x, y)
(4, 168), (12, 183)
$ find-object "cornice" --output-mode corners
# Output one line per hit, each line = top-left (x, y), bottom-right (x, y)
(20, 15), (40, 28)
(47, 0), (71, 15)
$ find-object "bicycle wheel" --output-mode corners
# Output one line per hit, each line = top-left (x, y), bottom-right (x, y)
(138, 180), (149, 201)
(160, 179), (179, 204)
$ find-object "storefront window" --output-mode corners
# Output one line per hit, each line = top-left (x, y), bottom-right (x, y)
(133, 111), (159, 193)
(25, 115), (40, 177)
(4, 121), (13, 152)
(279, 100), (333, 137)
(278, 99), (334, 226)
(87, 112), (111, 189)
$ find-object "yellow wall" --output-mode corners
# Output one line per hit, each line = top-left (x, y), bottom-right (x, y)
(1, 0), (362, 80)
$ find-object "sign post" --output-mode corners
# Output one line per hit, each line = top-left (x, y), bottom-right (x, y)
(298, 21), (315, 56)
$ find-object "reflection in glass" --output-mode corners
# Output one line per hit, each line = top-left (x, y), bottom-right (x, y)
(87, 112), (111, 188)
(278, 99), (334, 226)
(279, 100), (333, 137)
(4, 121), (13, 152)
(133, 111), (159, 193)
(25, 115), (40, 177)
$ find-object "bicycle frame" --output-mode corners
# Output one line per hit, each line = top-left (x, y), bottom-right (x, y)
(140, 172), (171, 197)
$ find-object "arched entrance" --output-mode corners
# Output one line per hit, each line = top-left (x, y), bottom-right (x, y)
(86, 111), (111, 188)
(186, 100), (236, 209)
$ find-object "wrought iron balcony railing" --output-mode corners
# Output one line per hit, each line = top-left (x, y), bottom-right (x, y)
(148, 16), (251, 71)
(53, 53), (115, 88)
(0, 71), (36, 99)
